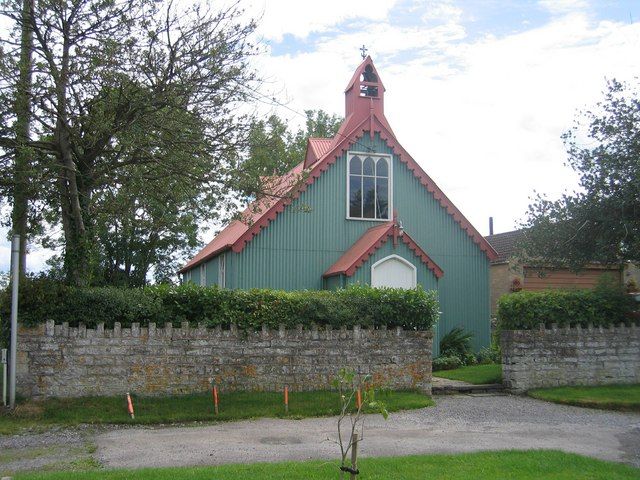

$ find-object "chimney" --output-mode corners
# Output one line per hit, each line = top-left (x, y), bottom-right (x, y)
(489, 217), (494, 236)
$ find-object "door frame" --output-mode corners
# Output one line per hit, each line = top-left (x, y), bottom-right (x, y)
(371, 254), (417, 288)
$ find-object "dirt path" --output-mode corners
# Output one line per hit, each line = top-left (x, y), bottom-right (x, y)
(95, 394), (640, 469)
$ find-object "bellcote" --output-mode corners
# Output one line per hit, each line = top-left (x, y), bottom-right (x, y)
(305, 56), (393, 168)
(344, 56), (385, 119)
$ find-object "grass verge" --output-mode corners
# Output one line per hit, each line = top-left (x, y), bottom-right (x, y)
(0, 389), (432, 435)
(433, 363), (502, 384)
(11, 450), (640, 480)
(528, 384), (640, 412)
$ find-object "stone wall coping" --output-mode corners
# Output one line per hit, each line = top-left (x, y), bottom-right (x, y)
(25, 320), (434, 339)
(502, 321), (640, 335)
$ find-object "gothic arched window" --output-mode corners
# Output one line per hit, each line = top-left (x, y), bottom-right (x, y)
(348, 153), (391, 220)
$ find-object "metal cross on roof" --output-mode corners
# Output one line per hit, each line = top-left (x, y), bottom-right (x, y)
(360, 45), (368, 59)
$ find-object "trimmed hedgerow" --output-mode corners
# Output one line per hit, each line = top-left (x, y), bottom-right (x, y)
(497, 284), (636, 331)
(0, 277), (439, 333)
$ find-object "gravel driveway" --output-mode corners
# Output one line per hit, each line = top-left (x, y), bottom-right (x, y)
(95, 394), (640, 469)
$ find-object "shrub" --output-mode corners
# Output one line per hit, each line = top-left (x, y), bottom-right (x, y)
(497, 280), (635, 330)
(432, 355), (463, 371)
(439, 326), (473, 358)
(476, 345), (501, 364)
(461, 352), (477, 366)
(0, 277), (440, 333)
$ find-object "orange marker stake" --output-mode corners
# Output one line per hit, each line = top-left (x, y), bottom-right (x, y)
(126, 392), (135, 419)
(284, 385), (289, 414)
(213, 385), (219, 415)
(356, 388), (362, 410)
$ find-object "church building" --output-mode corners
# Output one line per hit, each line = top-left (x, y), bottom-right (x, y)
(179, 57), (498, 352)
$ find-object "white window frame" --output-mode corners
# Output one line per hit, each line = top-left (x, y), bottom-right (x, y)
(218, 253), (226, 288)
(199, 263), (206, 286)
(371, 254), (417, 289)
(346, 151), (393, 222)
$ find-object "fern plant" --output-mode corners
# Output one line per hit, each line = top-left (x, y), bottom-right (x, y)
(439, 326), (473, 358)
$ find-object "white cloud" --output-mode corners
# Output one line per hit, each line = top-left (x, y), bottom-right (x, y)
(538, 0), (589, 15)
(247, 0), (400, 41)
(0, 228), (57, 274)
(421, 0), (463, 23)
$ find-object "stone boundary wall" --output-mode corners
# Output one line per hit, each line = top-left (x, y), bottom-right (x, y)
(501, 323), (640, 393)
(17, 320), (433, 398)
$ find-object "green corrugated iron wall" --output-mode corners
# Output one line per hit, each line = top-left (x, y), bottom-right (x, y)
(205, 255), (220, 286)
(191, 265), (201, 285)
(197, 132), (490, 352)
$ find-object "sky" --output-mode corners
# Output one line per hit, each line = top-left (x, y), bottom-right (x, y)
(1, 0), (639, 273)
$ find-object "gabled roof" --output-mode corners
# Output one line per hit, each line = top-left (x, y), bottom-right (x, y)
(485, 229), (525, 264)
(304, 138), (334, 168)
(180, 58), (498, 274)
(178, 162), (305, 273)
(323, 222), (444, 279)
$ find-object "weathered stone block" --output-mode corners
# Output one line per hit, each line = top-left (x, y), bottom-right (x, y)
(502, 323), (640, 393)
(17, 321), (432, 398)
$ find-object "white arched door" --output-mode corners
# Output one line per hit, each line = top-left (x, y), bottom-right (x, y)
(371, 254), (417, 289)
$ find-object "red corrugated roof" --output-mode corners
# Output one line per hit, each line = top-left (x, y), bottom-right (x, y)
(178, 161), (305, 273)
(323, 222), (444, 278)
(304, 137), (335, 168)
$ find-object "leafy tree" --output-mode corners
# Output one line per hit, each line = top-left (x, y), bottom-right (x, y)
(8, 0), (34, 278)
(288, 109), (343, 163)
(0, 0), (259, 286)
(234, 109), (342, 201)
(520, 79), (639, 270)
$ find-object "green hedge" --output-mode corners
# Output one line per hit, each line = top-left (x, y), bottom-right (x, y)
(0, 277), (439, 335)
(497, 286), (636, 330)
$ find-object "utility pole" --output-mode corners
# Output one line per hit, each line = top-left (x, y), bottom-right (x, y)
(12, 0), (35, 278)
(9, 234), (20, 409)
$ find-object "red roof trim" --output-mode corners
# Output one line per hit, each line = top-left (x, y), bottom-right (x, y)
(323, 223), (444, 279)
(231, 116), (371, 255)
(305, 137), (334, 168)
(370, 115), (498, 260)
(401, 233), (445, 278)
(178, 245), (231, 274)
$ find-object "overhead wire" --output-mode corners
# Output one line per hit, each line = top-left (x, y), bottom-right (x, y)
(241, 83), (376, 154)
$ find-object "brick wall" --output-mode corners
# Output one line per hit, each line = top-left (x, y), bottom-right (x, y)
(501, 323), (640, 393)
(489, 262), (522, 316)
(17, 320), (432, 398)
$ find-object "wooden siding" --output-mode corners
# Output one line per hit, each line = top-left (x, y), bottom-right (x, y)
(222, 132), (490, 352)
(523, 267), (621, 291)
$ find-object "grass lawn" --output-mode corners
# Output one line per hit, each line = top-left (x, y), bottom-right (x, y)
(11, 450), (640, 480)
(0, 389), (432, 435)
(433, 363), (502, 384)
(528, 384), (640, 412)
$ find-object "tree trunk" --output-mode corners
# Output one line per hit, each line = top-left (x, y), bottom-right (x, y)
(11, 0), (34, 278)
(55, 28), (90, 287)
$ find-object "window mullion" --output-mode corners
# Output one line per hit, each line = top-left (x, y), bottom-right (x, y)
(360, 174), (363, 218)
